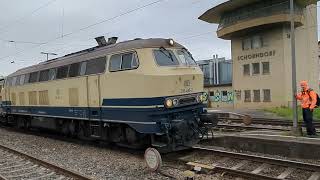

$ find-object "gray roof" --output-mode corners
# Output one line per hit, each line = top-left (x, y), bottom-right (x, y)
(199, 0), (318, 24)
(9, 38), (184, 77)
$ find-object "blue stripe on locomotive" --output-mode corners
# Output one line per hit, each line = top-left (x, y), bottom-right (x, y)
(1, 96), (205, 134)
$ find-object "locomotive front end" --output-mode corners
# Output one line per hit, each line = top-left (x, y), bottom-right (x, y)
(144, 39), (218, 152)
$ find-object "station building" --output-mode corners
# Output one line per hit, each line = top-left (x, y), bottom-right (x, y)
(199, 0), (319, 109)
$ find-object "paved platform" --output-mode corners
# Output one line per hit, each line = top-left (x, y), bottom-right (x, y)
(205, 130), (320, 159)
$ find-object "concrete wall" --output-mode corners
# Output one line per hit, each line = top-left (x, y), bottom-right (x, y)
(204, 85), (233, 108)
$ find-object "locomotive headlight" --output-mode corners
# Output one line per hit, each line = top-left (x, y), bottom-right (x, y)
(168, 39), (174, 46)
(165, 99), (173, 108)
(172, 99), (179, 106)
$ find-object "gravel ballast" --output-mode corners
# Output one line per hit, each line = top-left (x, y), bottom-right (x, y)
(0, 128), (170, 180)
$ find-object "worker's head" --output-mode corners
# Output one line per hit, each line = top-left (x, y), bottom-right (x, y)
(300, 80), (309, 91)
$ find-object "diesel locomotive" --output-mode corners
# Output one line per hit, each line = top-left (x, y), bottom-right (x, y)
(0, 37), (217, 152)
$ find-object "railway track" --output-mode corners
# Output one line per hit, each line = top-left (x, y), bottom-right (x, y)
(218, 117), (320, 128)
(171, 146), (320, 180)
(0, 144), (92, 180)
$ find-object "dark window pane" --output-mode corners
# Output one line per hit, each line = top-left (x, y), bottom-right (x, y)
(132, 54), (138, 68)
(29, 72), (39, 83)
(49, 69), (56, 80)
(262, 62), (270, 74)
(56, 66), (69, 79)
(253, 90), (260, 102)
(244, 90), (251, 102)
(24, 74), (30, 84)
(16, 76), (21, 86)
(109, 54), (121, 71)
(252, 63), (260, 75)
(153, 50), (179, 66)
(39, 70), (50, 82)
(243, 64), (250, 76)
(20, 75), (25, 85)
(122, 53), (133, 69)
(69, 63), (80, 77)
(80, 62), (87, 75)
(85, 57), (106, 75)
(263, 89), (271, 102)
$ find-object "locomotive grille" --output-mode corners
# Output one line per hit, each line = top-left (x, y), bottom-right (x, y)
(179, 97), (196, 105)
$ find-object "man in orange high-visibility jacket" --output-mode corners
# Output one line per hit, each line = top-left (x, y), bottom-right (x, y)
(295, 80), (317, 136)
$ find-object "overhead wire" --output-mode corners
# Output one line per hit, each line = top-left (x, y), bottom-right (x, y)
(0, 0), (165, 63)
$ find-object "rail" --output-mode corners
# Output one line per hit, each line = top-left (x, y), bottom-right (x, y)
(0, 143), (93, 180)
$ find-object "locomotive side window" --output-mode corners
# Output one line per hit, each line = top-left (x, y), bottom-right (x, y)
(12, 77), (17, 86)
(80, 62), (87, 76)
(24, 74), (30, 84)
(56, 65), (69, 79)
(121, 53), (133, 69)
(69, 63), (80, 77)
(29, 72), (39, 83)
(48, 69), (56, 80)
(109, 54), (121, 71)
(85, 57), (106, 75)
(20, 75), (25, 85)
(153, 49), (179, 66)
(15, 76), (21, 86)
(109, 52), (138, 72)
(39, 70), (50, 82)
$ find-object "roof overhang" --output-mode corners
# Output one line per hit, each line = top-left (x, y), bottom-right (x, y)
(199, 0), (319, 24)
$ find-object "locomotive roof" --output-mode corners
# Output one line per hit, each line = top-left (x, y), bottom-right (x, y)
(8, 38), (184, 77)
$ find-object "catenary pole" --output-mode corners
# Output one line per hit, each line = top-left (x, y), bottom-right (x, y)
(290, 0), (299, 134)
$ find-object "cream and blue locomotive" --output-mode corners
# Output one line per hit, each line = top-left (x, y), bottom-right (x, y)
(0, 37), (216, 152)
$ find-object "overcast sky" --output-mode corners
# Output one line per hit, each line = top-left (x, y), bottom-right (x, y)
(0, 0), (318, 76)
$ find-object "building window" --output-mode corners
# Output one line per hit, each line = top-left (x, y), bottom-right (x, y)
(48, 69), (56, 80)
(243, 64), (250, 76)
(262, 62), (270, 74)
(244, 90), (251, 102)
(209, 91), (214, 96)
(252, 63), (260, 75)
(242, 38), (251, 50)
(253, 90), (261, 102)
(252, 35), (262, 49)
(263, 89), (271, 102)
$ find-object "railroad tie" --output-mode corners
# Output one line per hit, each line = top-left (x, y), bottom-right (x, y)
(212, 157), (230, 167)
(251, 163), (270, 174)
(277, 167), (295, 179)
(231, 160), (249, 170)
(308, 172), (320, 180)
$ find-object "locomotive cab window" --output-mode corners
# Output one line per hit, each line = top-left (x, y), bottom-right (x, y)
(109, 52), (138, 72)
(153, 49), (179, 66)
(176, 49), (196, 66)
